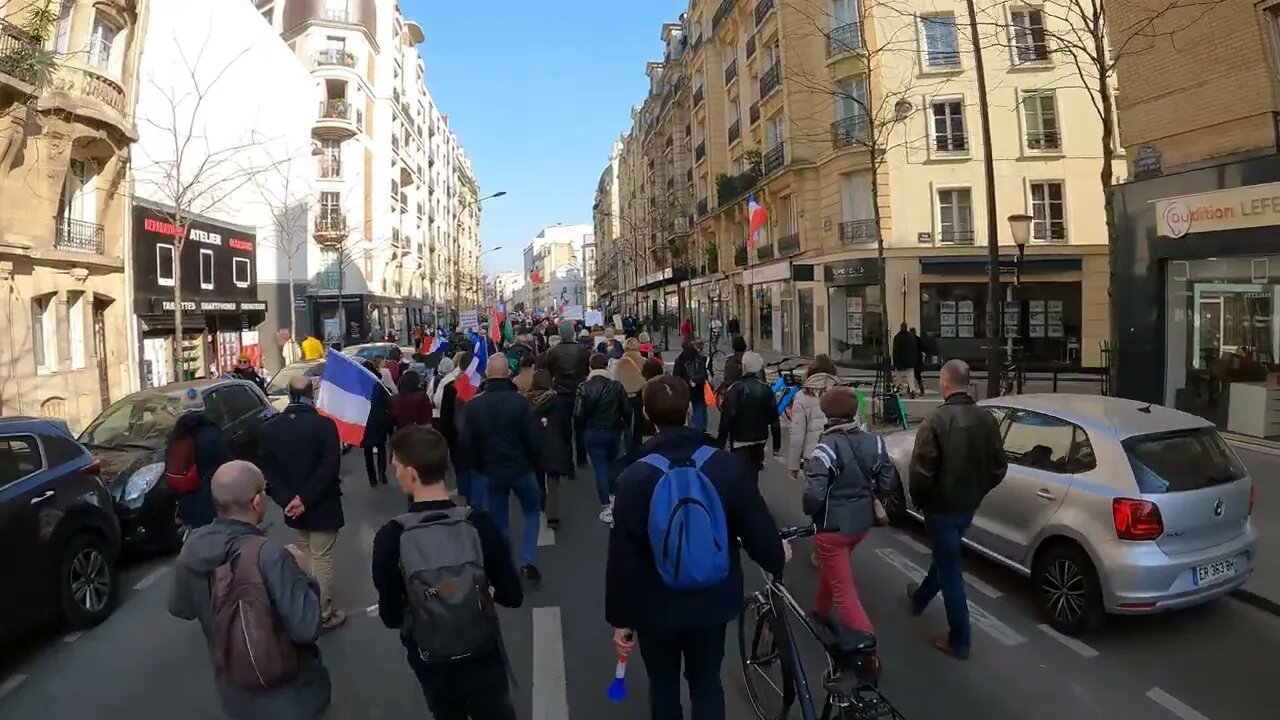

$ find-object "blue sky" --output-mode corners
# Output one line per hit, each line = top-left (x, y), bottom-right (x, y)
(404, 0), (687, 275)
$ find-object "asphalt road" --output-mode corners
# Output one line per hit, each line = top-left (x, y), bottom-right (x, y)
(1, 430), (1276, 719)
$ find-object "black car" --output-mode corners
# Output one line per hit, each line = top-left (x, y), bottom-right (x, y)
(0, 417), (122, 637)
(78, 379), (275, 551)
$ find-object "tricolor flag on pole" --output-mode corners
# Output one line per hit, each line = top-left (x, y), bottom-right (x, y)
(456, 331), (489, 402)
(420, 330), (448, 356)
(316, 349), (379, 446)
(747, 193), (768, 249)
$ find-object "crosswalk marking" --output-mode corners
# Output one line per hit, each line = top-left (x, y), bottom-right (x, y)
(1037, 624), (1099, 658)
(1147, 688), (1211, 720)
(532, 607), (569, 720)
(874, 547), (1026, 646)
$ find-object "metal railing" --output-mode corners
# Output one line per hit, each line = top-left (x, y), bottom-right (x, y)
(734, 244), (748, 267)
(697, 197), (709, 216)
(728, 118), (741, 143)
(757, 243), (775, 261)
(749, 101), (760, 125)
(925, 49), (961, 68)
(760, 63), (781, 99)
(694, 85), (705, 106)
(763, 142), (785, 174)
(315, 49), (356, 67)
(827, 22), (863, 57)
(713, 0), (738, 29)
(318, 160), (342, 179)
(724, 57), (738, 85)
(746, 35), (757, 59)
(754, 0), (775, 26)
(778, 232), (800, 255)
(55, 218), (104, 254)
(832, 115), (870, 149)
(695, 140), (706, 163)
(839, 219), (877, 245)
(318, 99), (351, 120)
(317, 270), (341, 290)
(939, 229), (976, 244)
(1026, 130), (1061, 151)
(0, 20), (42, 85)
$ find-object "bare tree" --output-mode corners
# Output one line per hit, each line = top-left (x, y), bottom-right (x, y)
(252, 138), (316, 354)
(133, 31), (285, 377)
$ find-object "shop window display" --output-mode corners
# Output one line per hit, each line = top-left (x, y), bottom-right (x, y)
(828, 285), (885, 363)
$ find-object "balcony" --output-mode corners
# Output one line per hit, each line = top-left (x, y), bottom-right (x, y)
(314, 99), (357, 140)
(778, 232), (800, 256)
(697, 197), (709, 216)
(695, 140), (706, 163)
(55, 218), (104, 254)
(728, 118), (741, 144)
(317, 159), (342, 179)
(42, 64), (130, 137)
(763, 142), (785, 174)
(828, 22), (864, 57)
(314, 49), (357, 69)
(733, 244), (748, 267)
(832, 115), (870, 149)
(759, 63), (781, 100)
(746, 35), (757, 59)
(840, 219), (878, 245)
(757, 244), (774, 262)
(313, 211), (350, 249)
(749, 101), (760, 126)
(712, 0), (737, 30)
(1026, 130), (1062, 152)
(693, 84), (704, 107)
(0, 19), (42, 88)
(724, 57), (738, 85)
(754, 0), (775, 26)
(939, 229), (976, 245)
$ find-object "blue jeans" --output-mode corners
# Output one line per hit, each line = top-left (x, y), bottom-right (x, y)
(482, 472), (541, 567)
(584, 428), (621, 505)
(456, 469), (486, 511)
(911, 512), (974, 656)
(690, 396), (708, 432)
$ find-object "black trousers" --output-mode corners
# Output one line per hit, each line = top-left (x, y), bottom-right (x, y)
(363, 443), (386, 485)
(731, 444), (766, 485)
(638, 623), (728, 720)
(410, 652), (515, 720)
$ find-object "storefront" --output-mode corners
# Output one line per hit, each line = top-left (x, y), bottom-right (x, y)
(1112, 157), (1280, 439)
(131, 202), (266, 387)
(744, 260), (792, 354)
(305, 293), (409, 345)
(824, 258), (883, 364)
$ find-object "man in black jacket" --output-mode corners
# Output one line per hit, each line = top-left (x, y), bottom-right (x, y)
(258, 377), (347, 630)
(544, 321), (591, 465)
(892, 323), (920, 397)
(718, 335), (748, 394)
(716, 351), (781, 484)
(907, 359), (1007, 660)
(460, 354), (545, 586)
(575, 353), (631, 524)
(375, 425), (522, 719)
(607, 375), (787, 720)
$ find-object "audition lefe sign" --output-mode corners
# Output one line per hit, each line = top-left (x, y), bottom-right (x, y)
(1155, 182), (1280, 239)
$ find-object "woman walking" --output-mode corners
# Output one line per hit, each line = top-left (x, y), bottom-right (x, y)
(787, 354), (842, 481)
(389, 369), (433, 434)
(524, 369), (572, 529)
(361, 360), (391, 487)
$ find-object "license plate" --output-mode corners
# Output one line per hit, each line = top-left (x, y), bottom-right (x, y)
(1192, 558), (1236, 586)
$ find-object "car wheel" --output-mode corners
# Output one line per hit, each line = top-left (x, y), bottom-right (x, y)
(1032, 542), (1104, 636)
(59, 534), (116, 630)
(884, 481), (910, 527)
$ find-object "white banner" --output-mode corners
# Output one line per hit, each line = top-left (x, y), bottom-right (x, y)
(584, 310), (603, 327)
(562, 305), (584, 321)
(459, 310), (480, 329)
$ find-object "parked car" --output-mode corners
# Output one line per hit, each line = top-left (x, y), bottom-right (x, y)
(343, 342), (397, 361)
(0, 417), (122, 637)
(78, 379), (275, 551)
(884, 394), (1256, 635)
(266, 359), (326, 411)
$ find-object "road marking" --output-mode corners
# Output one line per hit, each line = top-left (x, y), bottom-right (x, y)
(891, 531), (931, 555)
(1146, 688), (1210, 720)
(887, 533), (1002, 598)
(537, 514), (556, 547)
(0, 674), (27, 701)
(1036, 624), (1099, 658)
(132, 565), (170, 591)
(62, 631), (83, 643)
(532, 606), (569, 720)
(874, 547), (1026, 646)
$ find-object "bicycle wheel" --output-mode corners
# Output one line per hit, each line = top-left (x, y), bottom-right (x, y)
(738, 595), (796, 720)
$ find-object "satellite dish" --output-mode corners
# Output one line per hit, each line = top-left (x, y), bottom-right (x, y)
(893, 98), (914, 122)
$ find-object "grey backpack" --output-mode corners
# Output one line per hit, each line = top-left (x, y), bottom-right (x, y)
(397, 507), (498, 663)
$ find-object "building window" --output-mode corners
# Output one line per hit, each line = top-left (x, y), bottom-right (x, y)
(68, 292), (86, 370)
(323, 0), (349, 22)
(54, 0), (73, 53)
(936, 187), (974, 244)
(88, 14), (120, 72)
(930, 99), (967, 154)
(1030, 181), (1067, 241)
(261, 6), (273, 25)
(1010, 8), (1049, 63)
(921, 14), (960, 68)
(199, 248), (214, 289)
(233, 257), (251, 288)
(32, 295), (56, 372)
(156, 243), (175, 286)
(1022, 91), (1061, 151)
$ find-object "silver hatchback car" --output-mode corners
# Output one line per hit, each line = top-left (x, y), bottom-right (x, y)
(883, 394), (1256, 635)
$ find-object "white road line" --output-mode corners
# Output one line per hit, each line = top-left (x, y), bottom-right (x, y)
(132, 565), (170, 591)
(887, 533), (1002, 598)
(62, 631), (83, 643)
(962, 572), (1004, 599)
(1146, 688), (1211, 720)
(0, 674), (28, 701)
(537, 514), (556, 547)
(891, 531), (931, 555)
(874, 548), (1026, 646)
(1036, 624), (1099, 658)
(532, 607), (569, 720)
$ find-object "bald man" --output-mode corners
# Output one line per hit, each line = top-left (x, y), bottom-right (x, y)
(906, 359), (1007, 660)
(168, 461), (332, 719)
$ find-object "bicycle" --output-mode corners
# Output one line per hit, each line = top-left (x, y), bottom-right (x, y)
(739, 525), (905, 720)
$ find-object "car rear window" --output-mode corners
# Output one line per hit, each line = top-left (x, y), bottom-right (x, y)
(1123, 428), (1247, 493)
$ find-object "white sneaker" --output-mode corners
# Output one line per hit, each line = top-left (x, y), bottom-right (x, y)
(599, 504), (614, 525)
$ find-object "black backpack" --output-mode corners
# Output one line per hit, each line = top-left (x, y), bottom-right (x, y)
(684, 356), (708, 387)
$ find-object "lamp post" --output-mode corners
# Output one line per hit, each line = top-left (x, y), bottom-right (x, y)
(476, 246), (503, 307)
(1007, 214), (1032, 286)
(451, 191), (506, 324)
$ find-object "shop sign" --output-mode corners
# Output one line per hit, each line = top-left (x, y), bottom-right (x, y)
(154, 299), (268, 313)
(1133, 145), (1162, 180)
(823, 258), (881, 285)
(744, 260), (791, 285)
(1155, 182), (1280, 239)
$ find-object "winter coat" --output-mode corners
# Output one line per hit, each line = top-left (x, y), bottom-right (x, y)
(575, 369), (631, 433)
(258, 403), (344, 532)
(513, 368), (536, 393)
(459, 378), (541, 480)
(169, 411), (233, 529)
(615, 354), (646, 395)
(361, 384), (391, 448)
(892, 329), (918, 371)
(388, 389), (433, 433)
(673, 348), (709, 397)
(786, 372), (841, 473)
(545, 339), (591, 395)
(802, 421), (897, 536)
(909, 392), (1008, 515)
(717, 374), (781, 451)
(527, 389), (573, 477)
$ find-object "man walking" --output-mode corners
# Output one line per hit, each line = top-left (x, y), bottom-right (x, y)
(259, 377), (347, 630)
(906, 359), (1007, 659)
(461, 354), (545, 586)
(892, 323), (919, 397)
(607, 376), (787, 720)
(575, 353), (631, 524)
(545, 320), (591, 466)
(168, 461), (331, 720)
(716, 352), (781, 483)
(164, 388), (232, 534)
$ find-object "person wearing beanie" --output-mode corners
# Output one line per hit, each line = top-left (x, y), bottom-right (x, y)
(545, 319), (591, 466)
(800, 385), (898, 674)
(716, 351), (781, 483)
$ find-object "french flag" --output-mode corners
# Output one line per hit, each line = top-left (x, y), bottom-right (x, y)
(316, 350), (378, 445)
(421, 331), (448, 356)
(455, 331), (488, 402)
(747, 193), (768, 249)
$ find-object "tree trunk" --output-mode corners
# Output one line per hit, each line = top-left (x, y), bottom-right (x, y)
(1095, 29), (1119, 395)
(285, 242), (297, 363)
(171, 250), (184, 381)
(870, 156), (891, 388)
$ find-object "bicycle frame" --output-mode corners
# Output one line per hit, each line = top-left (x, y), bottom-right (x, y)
(757, 569), (824, 720)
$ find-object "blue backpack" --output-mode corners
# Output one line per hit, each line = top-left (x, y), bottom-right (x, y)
(640, 446), (731, 590)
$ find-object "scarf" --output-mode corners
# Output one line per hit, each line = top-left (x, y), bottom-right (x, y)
(431, 367), (461, 416)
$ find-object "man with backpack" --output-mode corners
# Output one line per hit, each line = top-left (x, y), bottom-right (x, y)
(373, 425), (523, 720)
(165, 387), (232, 534)
(606, 375), (787, 720)
(168, 460), (331, 720)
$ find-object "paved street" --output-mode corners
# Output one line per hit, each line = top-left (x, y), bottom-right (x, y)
(2, 425), (1277, 719)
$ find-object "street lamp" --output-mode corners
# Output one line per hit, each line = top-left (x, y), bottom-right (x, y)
(1007, 214), (1032, 286)
(451, 192), (507, 320)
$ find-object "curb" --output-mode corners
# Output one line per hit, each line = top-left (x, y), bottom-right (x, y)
(1233, 588), (1280, 617)
(1225, 436), (1280, 457)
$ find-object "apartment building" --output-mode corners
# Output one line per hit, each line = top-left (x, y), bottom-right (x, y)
(592, 140), (622, 307)
(599, 0), (1122, 367)
(1107, 0), (1280, 439)
(0, 0), (148, 429)
(521, 223), (590, 313)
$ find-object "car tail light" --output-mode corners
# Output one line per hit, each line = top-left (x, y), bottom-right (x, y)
(1113, 498), (1164, 541)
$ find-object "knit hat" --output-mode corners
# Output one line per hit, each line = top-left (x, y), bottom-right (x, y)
(819, 386), (859, 421)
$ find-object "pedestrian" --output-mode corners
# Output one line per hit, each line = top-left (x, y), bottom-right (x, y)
(372, 355), (397, 394)
(786, 354), (842, 481)
(460, 353), (545, 587)
(718, 335), (748, 395)
(428, 357), (458, 427)
(301, 335), (324, 361)
(513, 353), (536, 393)
(907, 360), (1007, 659)
(389, 369), (434, 433)
(168, 460), (331, 720)
(279, 328), (300, 368)
(910, 327), (928, 395)
(680, 316), (692, 342)
(892, 323), (920, 397)
(163, 388), (232, 534)
(716, 352), (781, 484)
(362, 360), (392, 488)
(386, 346), (405, 386)
(507, 332), (536, 374)
(576, 353), (631, 524)
(443, 351), (479, 507)
(616, 344), (647, 455)
(545, 321), (590, 466)
(801, 386), (896, 673)
(523, 369), (571, 529)
(606, 375), (788, 720)
(258, 377), (347, 630)
(231, 354), (266, 391)
(373, 426), (522, 720)
(727, 316), (740, 341)
(673, 339), (710, 432)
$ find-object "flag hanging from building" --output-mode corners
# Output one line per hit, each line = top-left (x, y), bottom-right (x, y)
(530, 270), (543, 285)
(747, 194), (768, 249)
(316, 350), (378, 446)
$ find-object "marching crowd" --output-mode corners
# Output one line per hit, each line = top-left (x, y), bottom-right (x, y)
(156, 319), (1008, 720)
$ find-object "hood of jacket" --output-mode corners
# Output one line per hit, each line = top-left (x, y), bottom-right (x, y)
(802, 372), (841, 393)
(177, 517), (263, 574)
(587, 368), (613, 382)
(616, 355), (646, 394)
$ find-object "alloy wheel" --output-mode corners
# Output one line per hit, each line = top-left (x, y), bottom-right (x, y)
(70, 548), (110, 613)
(1041, 558), (1087, 623)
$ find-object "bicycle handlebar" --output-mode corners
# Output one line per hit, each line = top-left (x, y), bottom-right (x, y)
(779, 524), (817, 541)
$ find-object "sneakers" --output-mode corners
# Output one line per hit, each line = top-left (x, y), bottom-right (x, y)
(598, 503), (614, 525)
(322, 609), (347, 631)
(521, 564), (542, 589)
